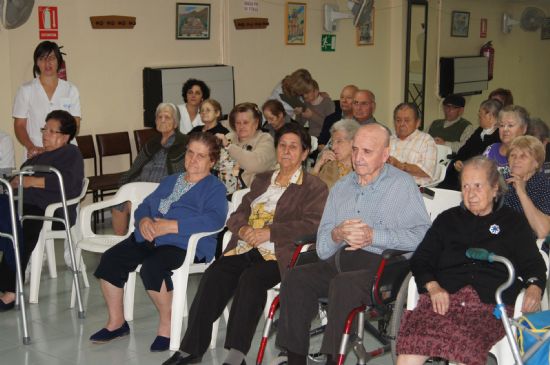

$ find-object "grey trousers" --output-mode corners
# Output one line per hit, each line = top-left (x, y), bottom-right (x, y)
(275, 248), (382, 357)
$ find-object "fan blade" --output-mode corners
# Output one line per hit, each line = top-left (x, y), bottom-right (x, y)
(1, 0), (35, 29)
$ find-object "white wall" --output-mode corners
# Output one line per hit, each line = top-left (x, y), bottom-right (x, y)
(1, 0), (548, 171)
(424, 0), (550, 128)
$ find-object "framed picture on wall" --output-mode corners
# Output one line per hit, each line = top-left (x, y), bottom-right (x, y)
(541, 18), (550, 40)
(451, 11), (470, 37)
(176, 3), (210, 40)
(356, 7), (375, 46)
(285, 2), (306, 45)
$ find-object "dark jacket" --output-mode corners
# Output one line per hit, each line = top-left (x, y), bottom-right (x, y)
(224, 170), (329, 278)
(119, 130), (188, 186)
(411, 204), (546, 305)
(21, 144), (84, 222)
(438, 127), (501, 190)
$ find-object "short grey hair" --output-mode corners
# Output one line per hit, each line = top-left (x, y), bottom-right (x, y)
(479, 99), (502, 120)
(330, 119), (360, 140)
(461, 156), (508, 198)
(498, 105), (530, 128)
(155, 102), (180, 129)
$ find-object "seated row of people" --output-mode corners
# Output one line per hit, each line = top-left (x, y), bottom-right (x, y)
(1, 110), (547, 365)
(90, 123), (329, 360)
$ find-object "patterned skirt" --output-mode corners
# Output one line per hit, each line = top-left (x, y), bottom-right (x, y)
(396, 285), (510, 365)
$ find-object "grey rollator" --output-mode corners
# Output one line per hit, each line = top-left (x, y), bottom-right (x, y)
(14, 165), (86, 319)
(0, 176), (30, 344)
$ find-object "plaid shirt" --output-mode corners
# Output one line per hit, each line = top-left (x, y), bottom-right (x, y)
(390, 129), (437, 186)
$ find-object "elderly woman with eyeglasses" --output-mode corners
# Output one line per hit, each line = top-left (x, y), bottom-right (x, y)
(215, 102), (277, 194)
(311, 119), (359, 188)
(0, 110), (83, 311)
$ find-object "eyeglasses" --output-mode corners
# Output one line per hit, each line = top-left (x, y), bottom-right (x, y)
(352, 101), (372, 106)
(40, 128), (63, 134)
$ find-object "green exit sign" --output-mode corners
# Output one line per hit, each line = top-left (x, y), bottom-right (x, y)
(321, 34), (335, 52)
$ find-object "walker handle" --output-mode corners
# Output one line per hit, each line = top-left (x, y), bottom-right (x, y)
(22, 165), (52, 173)
(465, 248), (494, 263)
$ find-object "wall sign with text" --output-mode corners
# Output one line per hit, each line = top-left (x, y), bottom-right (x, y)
(39, 6), (58, 39)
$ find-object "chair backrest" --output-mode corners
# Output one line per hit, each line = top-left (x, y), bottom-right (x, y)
(133, 128), (160, 153)
(75, 135), (98, 176)
(95, 132), (133, 175)
(123, 182), (159, 231)
(230, 188), (250, 215)
(436, 144), (453, 166)
(422, 187), (462, 222)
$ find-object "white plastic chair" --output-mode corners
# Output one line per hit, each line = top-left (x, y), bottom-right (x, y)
(422, 187), (462, 222)
(421, 144), (453, 188)
(28, 177), (89, 303)
(122, 227), (226, 351)
(69, 182), (159, 307)
(123, 188), (240, 351)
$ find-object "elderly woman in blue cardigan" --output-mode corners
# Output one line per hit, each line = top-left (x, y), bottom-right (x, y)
(90, 133), (228, 352)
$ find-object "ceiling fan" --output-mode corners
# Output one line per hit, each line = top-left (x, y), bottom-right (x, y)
(323, 0), (373, 32)
(0, 0), (35, 29)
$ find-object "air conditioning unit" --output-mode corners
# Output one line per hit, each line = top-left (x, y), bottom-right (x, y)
(439, 56), (489, 97)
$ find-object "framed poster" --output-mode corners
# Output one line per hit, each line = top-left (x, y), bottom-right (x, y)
(451, 11), (470, 37)
(285, 2), (306, 45)
(176, 3), (210, 39)
(356, 7), (375, 46)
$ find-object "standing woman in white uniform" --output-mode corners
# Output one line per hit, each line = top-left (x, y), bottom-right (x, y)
(177, 79), (210, 134)
(13, 41), (81, 161)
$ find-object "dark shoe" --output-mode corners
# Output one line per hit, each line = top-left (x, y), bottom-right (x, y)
(161, 351), (202, 365)
(150, 336), (170, 352)
(222, 361), (246, 365)
(0, 300), (15, 312)
(89, 321), (130, 343)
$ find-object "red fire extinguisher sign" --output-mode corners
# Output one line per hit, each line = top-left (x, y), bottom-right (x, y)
(38, 6), (59, 40)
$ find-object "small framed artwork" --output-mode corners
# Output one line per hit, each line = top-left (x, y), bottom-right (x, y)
(356, 7), (375, 46)
(541, 18), (550, 40)
(176, 3), (211, 40)
(285, 2), (306, 45)
(451, 11), (470, 37)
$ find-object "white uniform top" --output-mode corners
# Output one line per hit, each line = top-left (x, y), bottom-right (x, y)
(178, 103), (203, 134)
(0, 130), (15, 169)
(12, 78), (81, 155)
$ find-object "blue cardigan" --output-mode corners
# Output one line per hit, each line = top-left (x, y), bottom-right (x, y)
(133, 173), (227, 262)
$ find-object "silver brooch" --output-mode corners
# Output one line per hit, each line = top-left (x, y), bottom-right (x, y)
(489, 224), (500, 235)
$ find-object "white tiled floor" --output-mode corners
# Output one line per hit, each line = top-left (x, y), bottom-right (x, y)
(0, 242), (395, 365)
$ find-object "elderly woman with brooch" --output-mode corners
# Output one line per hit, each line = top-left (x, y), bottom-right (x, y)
(396, 156), (546, 365)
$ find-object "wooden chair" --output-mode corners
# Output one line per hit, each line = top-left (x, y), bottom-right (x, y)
(94, 132), (133, 222)
(76, 134), (125, 229)
(133, 128), (159, 153)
